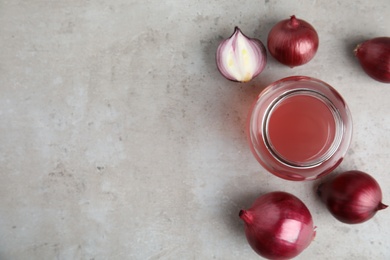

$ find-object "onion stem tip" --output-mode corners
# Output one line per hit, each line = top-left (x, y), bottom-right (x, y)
(378, 202), (388, 210)
(289, 15), (299, 27)
(239, 210), (253, 224)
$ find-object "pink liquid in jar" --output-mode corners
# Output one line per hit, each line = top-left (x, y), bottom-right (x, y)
(267, 94), (336, 165)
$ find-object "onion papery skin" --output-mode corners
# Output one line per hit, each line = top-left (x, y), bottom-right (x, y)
(317, 171), (388, 224)
(354, 37), (390, 83)
(239, 192), (316, 259)
(216, 27), (267, 82)
(267, 15), (319, 67)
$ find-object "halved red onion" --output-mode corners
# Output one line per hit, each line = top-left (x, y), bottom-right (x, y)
(216, 27), (267, 82)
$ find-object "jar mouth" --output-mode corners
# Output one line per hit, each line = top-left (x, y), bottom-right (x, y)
(262, 88), (344, 168)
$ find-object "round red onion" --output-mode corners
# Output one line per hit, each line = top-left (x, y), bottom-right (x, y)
(267, 15), (319, 67)
(317, 170), (388, 224)
(239, 191), (316, 259)
(354, 37), (390, 83)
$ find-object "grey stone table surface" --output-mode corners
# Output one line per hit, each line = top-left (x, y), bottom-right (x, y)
(1, 0), (389, 259)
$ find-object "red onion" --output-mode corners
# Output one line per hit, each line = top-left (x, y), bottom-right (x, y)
(267, 15), (319, 67)
(354, 37), (390, 83)
(239, 191), (316, 259)
(216, 27), (267, 82)
(317, 170), (388, 224)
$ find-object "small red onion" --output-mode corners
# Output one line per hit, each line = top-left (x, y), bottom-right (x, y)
(267, 15), (319, 67)
(216, 27), (267, 82)
(239, 191), (316, 259)
(354, 37), (390, 83)
(317, 170), (388, 224)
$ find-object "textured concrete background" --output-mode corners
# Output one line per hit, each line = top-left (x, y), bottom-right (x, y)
(1, 0), (389, 259)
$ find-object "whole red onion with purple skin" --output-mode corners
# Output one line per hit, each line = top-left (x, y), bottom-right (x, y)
(239, 191), (316, 259)
(267, 15), (319, 67)
(317, 170), (388, 224)
(354, 37), (390, 83)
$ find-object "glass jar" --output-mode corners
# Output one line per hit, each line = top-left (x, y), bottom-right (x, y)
(247, 76), (353, 181)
